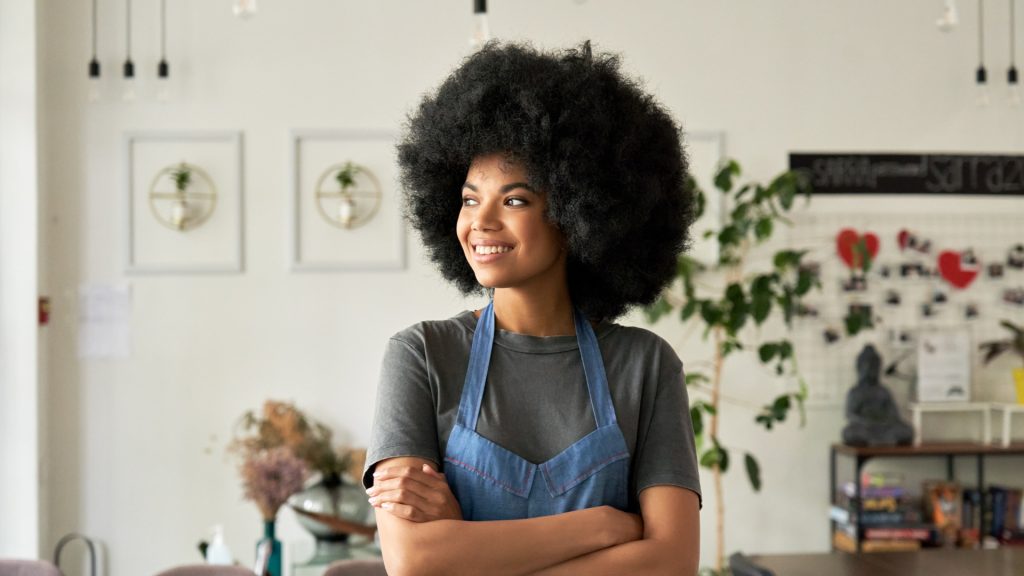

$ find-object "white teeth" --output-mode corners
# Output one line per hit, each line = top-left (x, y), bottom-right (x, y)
(475, 245), (511, 255)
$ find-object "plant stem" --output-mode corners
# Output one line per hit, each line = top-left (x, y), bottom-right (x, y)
(711, 325), (725, 573)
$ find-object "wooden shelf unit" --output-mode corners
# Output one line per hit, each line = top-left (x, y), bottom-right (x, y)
(829, 442), (1024, 552)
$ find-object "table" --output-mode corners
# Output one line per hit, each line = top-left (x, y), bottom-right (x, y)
(288, 538), (381, 576)
(750, 548), (1024, 576)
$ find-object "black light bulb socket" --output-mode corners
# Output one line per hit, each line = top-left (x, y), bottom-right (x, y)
(123, 59), (135, 79)
(976, 66), (987, 84)
(474, 0), (486, 14)
(89, 58), (101, 79)
(1010, 66), (1020, 85)
(158, 59), (169, 79)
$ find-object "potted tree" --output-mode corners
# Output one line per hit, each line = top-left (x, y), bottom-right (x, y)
(979, 320), (1024, 404)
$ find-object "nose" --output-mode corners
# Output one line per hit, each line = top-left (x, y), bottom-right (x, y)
(471, 198), (502, 232)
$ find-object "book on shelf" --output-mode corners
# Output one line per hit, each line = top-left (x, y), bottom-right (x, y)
(829, 504), (922, 526)
(863, 524), (938, 542)
(833, 530), (922, 553)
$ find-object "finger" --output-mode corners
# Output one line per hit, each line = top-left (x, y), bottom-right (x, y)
(367, 473), (437, 497)
(373, 465), (445, 489)
(371, 466), (448, 494)
(370, 486), (438, 512)
(379, 501), (422, 522)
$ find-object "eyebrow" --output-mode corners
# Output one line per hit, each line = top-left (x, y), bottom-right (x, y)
(462, 182), (537, 194)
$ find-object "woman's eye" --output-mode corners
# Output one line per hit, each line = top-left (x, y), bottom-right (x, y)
(462, 197), (478, 206)
(505, 197), (527, 207)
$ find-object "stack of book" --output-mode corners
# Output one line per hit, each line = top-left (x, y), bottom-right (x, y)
(831, 472), (932, 552)
(986, 486), (1024, 546)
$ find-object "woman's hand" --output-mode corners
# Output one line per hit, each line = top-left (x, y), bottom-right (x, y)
(367, 463), (463, 522)
(600, 506), (644, 547)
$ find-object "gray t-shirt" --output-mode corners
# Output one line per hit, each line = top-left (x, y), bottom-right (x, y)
(363, 310), (702, 512)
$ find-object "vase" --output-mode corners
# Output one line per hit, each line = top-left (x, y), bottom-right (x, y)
(1014, 368), (1024, 405)
(256, 519), (282, 576)
(288, 472), (375, 562)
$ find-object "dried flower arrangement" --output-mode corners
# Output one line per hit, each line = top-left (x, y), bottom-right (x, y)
(230, 400), (352, 520)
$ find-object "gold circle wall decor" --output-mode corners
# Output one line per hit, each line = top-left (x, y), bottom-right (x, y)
(147, 162), (217, 232)
(314, 162), (382, 230)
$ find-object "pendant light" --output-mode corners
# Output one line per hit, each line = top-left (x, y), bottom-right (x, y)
(88, 0), (102, 101)
(1009, 0), (1021, 106)
(122, 0), (136, 102)
(470, 0), (491, 51)
(976, 0), (990, 106)
(157, 0), (170, 102)
(936, 0), (959, 31)
(233, 0), (258, 19)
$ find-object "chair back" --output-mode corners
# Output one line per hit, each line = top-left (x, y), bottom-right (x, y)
(0, 559), (63, 576)
(153, 565), (255, 576)
(323, 559), (388, 576)
(728, 552), (775, 576)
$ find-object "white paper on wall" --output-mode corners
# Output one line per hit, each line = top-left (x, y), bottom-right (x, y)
(77, 283), (133, 359)
(916, 330), (971, 402)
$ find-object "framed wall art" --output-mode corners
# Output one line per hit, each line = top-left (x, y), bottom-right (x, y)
(124, 131), (244, 274)
(288, 130), (406, 271)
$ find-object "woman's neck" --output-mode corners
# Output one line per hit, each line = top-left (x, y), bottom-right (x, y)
(490, 286), (574, 337)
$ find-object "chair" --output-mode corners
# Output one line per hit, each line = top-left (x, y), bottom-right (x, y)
(0, 559), (63, 576)
(152, 566), (255, 576)
(322, 559), (388, 576)
(727, 552), (775, 576)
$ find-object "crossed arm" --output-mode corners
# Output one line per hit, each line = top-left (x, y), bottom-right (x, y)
(368, 456), (699, 576)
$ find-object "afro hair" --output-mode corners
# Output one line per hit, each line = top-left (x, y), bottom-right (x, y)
(397, 40), (695, 321)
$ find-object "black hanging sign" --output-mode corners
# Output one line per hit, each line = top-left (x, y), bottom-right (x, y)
(788, 153), (1024, 196)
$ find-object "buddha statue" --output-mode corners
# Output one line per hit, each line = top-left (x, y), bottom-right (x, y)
(841, 344), (913, 446)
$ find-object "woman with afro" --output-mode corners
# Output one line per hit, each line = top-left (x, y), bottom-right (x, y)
(362, 40), (701, 575)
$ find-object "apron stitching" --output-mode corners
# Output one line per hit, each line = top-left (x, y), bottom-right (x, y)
(445, 455), (529, 497)
(557, 448), (626, 494)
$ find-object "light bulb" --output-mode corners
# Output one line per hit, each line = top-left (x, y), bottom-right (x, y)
(122, 60), (136, 102)
(936, 0), (958, 31)
(233, 0), (257, 18)
(88, 59), (101, 102)
(975, 66), (990, 107)
(338, 196), (356, 227)
(469, 0), (490, 50)
(1010, 67), (1021, 107)
(157, 59), (171, 102)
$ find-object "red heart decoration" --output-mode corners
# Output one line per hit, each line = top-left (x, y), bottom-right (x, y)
(836, 229), (880, 270)
(937, 251), (980, 289)
(897, 230), (910, 251)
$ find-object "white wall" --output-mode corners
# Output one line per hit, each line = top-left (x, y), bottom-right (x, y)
(35, 1), (1024, 574)
(0, 0), (41, 558)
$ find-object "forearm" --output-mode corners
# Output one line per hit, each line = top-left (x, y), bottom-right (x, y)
(377, 506), (626, 576)
(530, 538), (697, 576)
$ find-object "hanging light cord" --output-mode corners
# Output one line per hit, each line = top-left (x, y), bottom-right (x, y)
(125, 0), (132, 60)
(1012, 0), (1017, 67)
(91, 0), (98, 59)
(979, 0), (985, 67)
(161, 0), (166, 60)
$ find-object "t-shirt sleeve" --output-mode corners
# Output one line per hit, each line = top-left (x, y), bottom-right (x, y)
(632, 349), (702, 508)
(362, 335), (440, 489)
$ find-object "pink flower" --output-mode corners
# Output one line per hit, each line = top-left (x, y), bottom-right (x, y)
(240, 446), (308, 520)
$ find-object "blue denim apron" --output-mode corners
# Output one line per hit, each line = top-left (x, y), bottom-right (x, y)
(443, 301), (631, 521)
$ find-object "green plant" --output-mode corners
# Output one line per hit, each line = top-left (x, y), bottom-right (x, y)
(334, 161), (361, 192)
(170, 162), (192, 193)
(646, 159), (826, 571)
(979, 320), (1024, 367)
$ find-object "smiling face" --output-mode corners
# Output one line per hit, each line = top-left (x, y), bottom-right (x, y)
(456, 154), (567, 292)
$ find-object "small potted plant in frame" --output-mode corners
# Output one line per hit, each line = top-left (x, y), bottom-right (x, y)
(978, 320), (1024, 404)
(334, 161), (362, 227)
(170, 162), (192, 230)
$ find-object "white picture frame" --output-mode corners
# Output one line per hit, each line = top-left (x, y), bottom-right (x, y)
(288, 129), (406, 272)
(124, 131), (245, 274)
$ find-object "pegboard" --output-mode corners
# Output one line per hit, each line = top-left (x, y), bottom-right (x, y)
(780, 203), (1024, 406)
